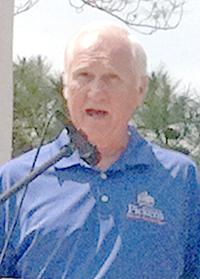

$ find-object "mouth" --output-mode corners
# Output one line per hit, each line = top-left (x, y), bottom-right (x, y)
(85, 109), (108, 118)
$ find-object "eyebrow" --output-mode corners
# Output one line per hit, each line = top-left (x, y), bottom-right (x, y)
(72, 66), (89, 74)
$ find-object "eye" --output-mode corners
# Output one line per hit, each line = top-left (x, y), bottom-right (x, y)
(75, 71), (93, 82)
(103, 74), (119, 83)
(79, 72), (89, 77)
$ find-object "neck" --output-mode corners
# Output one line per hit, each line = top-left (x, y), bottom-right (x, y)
(95, 132), (130, 171)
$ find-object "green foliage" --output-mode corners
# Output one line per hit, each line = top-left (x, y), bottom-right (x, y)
(133, 69), (200, 165)
(13, 56), (67, 157)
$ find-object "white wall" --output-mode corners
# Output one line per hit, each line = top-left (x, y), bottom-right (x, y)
(0, 0), (14, 165)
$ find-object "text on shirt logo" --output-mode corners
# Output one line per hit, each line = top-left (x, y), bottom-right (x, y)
(126, 191), (166, 225)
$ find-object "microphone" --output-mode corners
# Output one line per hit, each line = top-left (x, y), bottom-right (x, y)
(55, 110), (100, 166)
(0, 121), (100, 205)
(65, 122), (100, 166)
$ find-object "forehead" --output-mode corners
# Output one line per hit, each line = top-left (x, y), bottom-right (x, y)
(68, 29), (135, 70)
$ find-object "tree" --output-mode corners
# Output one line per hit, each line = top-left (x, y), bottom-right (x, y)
(132, 69), (200, 165)
(13, 56), (67, 157)
(14, 0), (186, 34)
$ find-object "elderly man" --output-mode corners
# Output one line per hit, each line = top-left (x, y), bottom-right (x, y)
(0, 22), (200, 278)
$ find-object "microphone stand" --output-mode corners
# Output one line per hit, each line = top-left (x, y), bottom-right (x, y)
(0, 144), (73, 206)
(0, 122), (100, 205)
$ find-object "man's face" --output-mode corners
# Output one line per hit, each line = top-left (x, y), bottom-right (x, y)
(65, 30), (145, 149)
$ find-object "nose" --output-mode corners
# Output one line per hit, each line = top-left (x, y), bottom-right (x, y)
(87, 77), (107, 100)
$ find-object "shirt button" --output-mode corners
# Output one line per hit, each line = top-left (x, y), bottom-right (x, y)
(100, 172), (107, 179)
(100, 195), (109, 203)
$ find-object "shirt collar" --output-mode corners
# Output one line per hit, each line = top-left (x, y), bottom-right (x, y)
(107, 126), (154, 172)
(52, 126), (154, 171)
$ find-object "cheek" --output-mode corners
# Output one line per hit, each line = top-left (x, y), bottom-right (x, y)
(67, 84), (83, 106)
(68, 98), (81, 114)
(67, 93), (80, 117)
(67, 90), (88, 127)
(113, 87), (135, 114)
(112, 99), (133, 125)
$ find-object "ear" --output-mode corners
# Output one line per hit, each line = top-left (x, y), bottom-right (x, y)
(135, 75), (148, 108)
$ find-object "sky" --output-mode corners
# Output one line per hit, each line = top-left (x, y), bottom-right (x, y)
(13, 0), (200, 92)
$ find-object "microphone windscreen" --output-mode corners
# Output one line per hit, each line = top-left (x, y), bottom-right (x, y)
(65, 123), (100, 166)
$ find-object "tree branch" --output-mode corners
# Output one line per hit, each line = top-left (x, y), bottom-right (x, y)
(14, 0), (40, 15)
(14, 0), (186, 33)
(69, 0), (186, 34)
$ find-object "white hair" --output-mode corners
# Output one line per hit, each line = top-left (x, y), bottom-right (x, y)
(128, 34), (147, 77)
(65, 21), (147, 78)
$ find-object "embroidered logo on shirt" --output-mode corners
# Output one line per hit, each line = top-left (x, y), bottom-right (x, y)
(126, 191), (166, 225)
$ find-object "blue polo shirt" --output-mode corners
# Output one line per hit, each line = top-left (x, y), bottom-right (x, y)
(0, 126), (200, 278)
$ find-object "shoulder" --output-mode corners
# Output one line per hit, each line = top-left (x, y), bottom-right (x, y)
(151, 143), (198, 171)
(129, 126), (200, 184)
(0, 130), (69, 190)
(151, 144), (195, 168)
(129, 125), (195, 165)
(128, 126), (197, 169)
(150, 144), (200, 186)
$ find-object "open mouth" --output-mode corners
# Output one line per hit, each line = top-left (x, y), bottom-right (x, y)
(86, 109), (108, 117)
